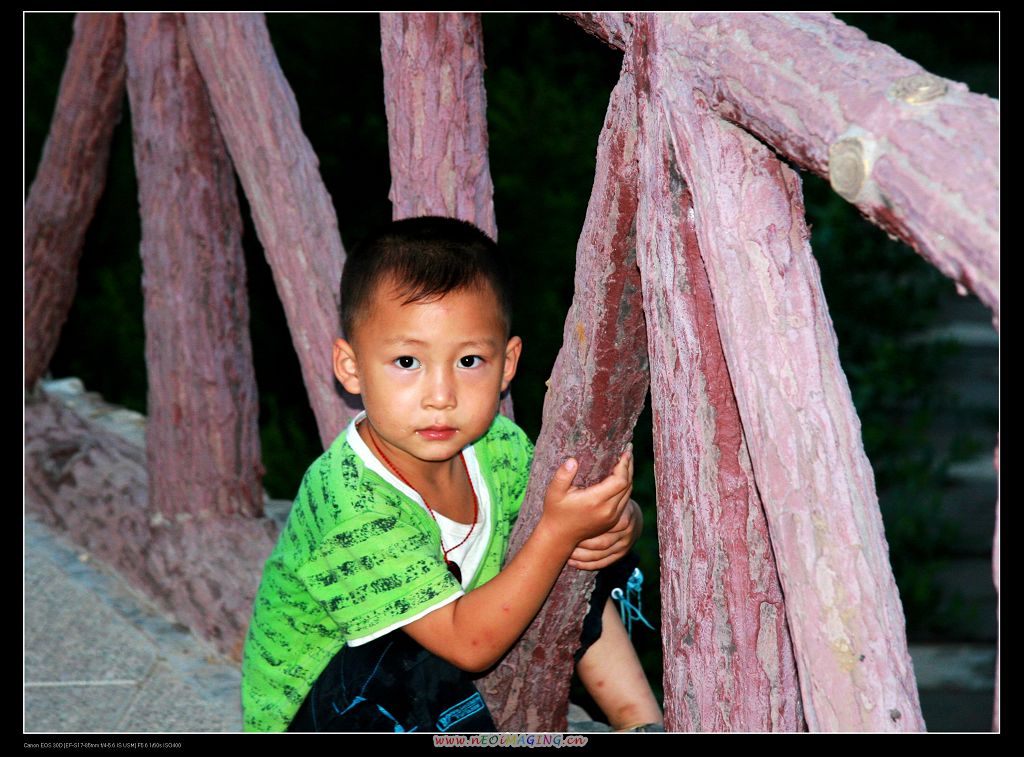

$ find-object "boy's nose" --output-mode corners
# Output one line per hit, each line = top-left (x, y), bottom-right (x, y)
(423, 366), (456, 409)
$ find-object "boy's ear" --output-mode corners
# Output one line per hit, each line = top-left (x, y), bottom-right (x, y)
(500, 336), (523, 392)
(333, 338), (362, 395)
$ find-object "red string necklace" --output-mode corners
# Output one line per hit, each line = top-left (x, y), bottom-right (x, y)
(362, 422), (478, 584)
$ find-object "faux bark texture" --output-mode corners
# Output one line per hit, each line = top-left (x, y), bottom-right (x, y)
(184, 13), (358, 447)
(25, 387), (278, 660)
(477, 70), (649, 732)
(569, 12), (999, 331)
(632, 14), (924, 731)
(381, 13), (497, 239)
(380, 12), (514, 421)
(631, 44), (803, 731)
(125, 12), (264, 521)
(25, 13), (126, 388)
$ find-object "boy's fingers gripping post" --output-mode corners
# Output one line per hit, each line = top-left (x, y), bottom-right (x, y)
(589, 446), (634, 525)
(543, 445), (635, 543)
(549, 457), (579, 496)
(611, 446), (635, 519)
(610, 443), (633, 497)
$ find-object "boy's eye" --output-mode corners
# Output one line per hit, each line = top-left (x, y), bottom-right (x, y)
(394, 356), (420, 369)
(459, 355), (483, 368)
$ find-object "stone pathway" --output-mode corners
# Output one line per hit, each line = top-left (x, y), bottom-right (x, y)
(24, 516), (242, 733)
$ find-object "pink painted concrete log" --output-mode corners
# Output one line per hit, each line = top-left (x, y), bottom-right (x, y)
(25, 387), (278, 660)
(380, 13), (497, 240)
(631, 14), (924, 731)
(184, 13), (357, 447)
(631, 49), (803, 731)
(124, 12), (263, 521)
(379, 12), (514, 420)
(25, 13), (126, 388)
(571, 12), (631, 51)
(477, 70), (649, 732)
(570, 12), (999, 331)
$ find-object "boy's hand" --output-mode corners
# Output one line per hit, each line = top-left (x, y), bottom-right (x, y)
(568, 499), (642, 571)
(539, 445), (633, 548)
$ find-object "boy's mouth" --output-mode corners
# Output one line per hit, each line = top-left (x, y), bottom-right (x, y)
(417, 426), (457, 441)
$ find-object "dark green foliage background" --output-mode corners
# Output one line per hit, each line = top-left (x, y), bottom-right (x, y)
(26, 12), (997, 719)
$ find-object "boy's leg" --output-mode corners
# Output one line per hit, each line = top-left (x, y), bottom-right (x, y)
(576, 598), (663, 730)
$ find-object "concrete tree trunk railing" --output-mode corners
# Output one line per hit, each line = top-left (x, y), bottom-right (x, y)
(26, 12), (279, 659)
(25, 14), (126, 389)
(185, 12), (358, 448)
(631, 13), (926, 731)
(381, 13), (497, 240)
(25, 387), (280, 659)
(25, 11), (348, 659)
(569, 11), (997, 729)
(630, 47), (803, 730)
(572, 12), (999, 329)
(124, 12), (263, 523)
(477, 70), (650, 730)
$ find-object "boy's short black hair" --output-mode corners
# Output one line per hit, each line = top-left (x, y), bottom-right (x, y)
(340, 216), (513, 339)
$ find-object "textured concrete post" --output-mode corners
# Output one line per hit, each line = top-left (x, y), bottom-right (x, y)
(381, 12), (497, 239)
(125, 12), (263, 521)
(631, 13), (924, 731)
(26, 13), (126, 388)
(631, 31), (803, 730)
(185, 13), (357, 446)
(478, 69), (649, 731)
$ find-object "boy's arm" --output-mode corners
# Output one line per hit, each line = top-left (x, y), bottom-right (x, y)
(567, 499), (642, 571)
(401, 449), (633, 673)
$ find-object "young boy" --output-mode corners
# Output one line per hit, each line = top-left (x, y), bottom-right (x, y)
(241, 216), (662, 732)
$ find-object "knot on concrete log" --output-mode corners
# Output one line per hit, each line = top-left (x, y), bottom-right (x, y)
(828, 138), (867, 202)
(889, 74), (948, 105)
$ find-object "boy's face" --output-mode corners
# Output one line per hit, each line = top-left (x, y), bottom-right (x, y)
(333, 279), (522, 480)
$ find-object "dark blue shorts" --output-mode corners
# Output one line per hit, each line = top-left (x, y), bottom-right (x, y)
(287, 628), (495, 733)
(287, 551), (640, 733)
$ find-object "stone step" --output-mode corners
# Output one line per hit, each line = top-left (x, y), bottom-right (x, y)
(907, 321), (999, 350)
(929, 357), (998, 413)
(909, 643), (998, 733)
(924, 414), (998, 459)
(938, 458), (999, 556)
(925, 557), (999, 643)
(931, 288), (998, 329)
(902, 317), (997, 412)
